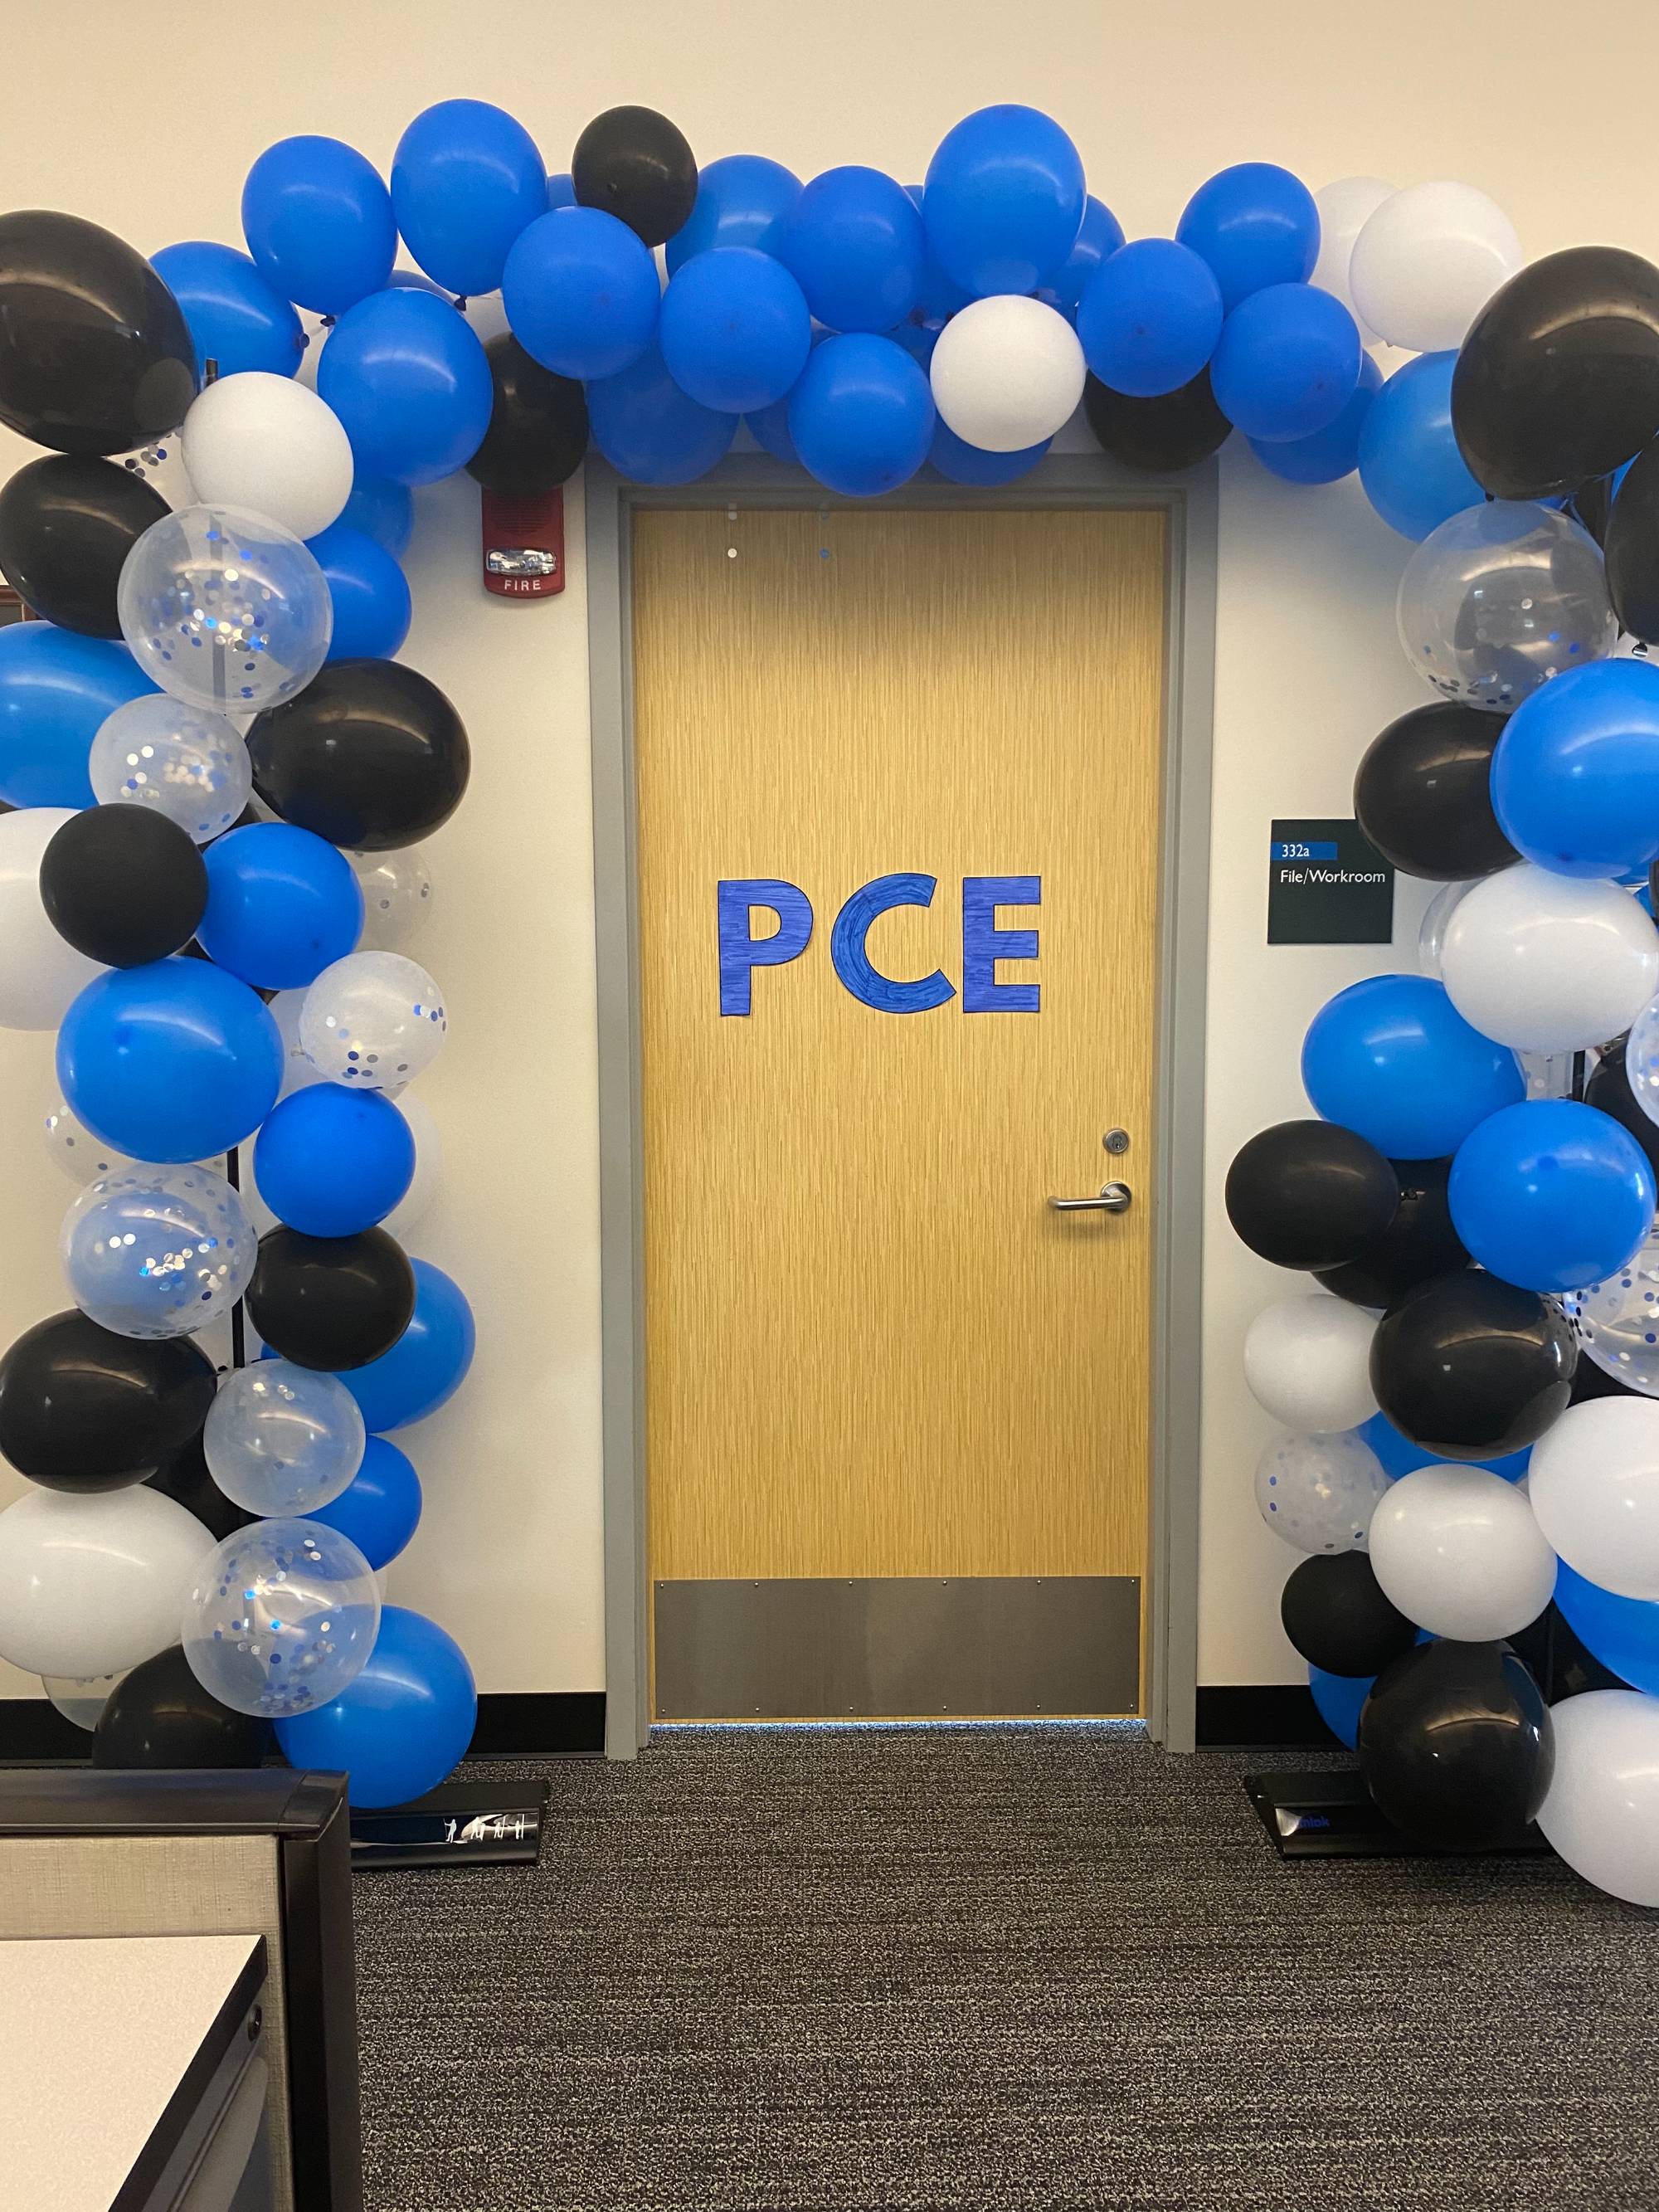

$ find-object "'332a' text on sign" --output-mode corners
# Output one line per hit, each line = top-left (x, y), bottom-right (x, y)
(718, 875), (1042, 1015)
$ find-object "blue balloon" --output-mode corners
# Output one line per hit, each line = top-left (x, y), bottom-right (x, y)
(1448, 1099), (1655, 1294)
(1175, 163), (1319, 312)
(241, 135), (396, 316)
(306, 521), (412, 661)
(1356, 352), (1482, 540)
(659, 248), (811, 413)
(338, 476), (414, 559)
(317, 288), (493, 485)
(1301, 974), (1525, 1158)
(888, 316), (942, 370)
(1037, 195), (1126, 319)
(502, 207), (659, 382)
(150, 242), (304, 381)
(391, 98), (546, 296)
(306, 1435), (422, 1571)
(1309, 1663), (1373, 1748)
(1356, 1410), (1530, 1484)
(1210, 283), (1361, 444)
(746, 388), (800, 463)
(253, 1084), (415, 1236)
(1250, 352), (1381, 485)
(1491, 659), (1659, 879)
(0, 623), (155, 809)
(929, 419), (1049, 485)
(904, 185), (972, 322)
(922, 105), (1086, 297)
(330, 1259), (475, 1432)
(58, 958), (282, 1163)
(546, 172), (576, 212)
(788, 334), (934, 498)
(199, 822), (362, 990)
(781, 166), (925, 334)
(275, 1605), (474, 1808)
(1076, 237), (1224, 399)
(666, 154), (802, 275)
(586, 341), (737, 486)
(1554, 1560), (1659, 1694)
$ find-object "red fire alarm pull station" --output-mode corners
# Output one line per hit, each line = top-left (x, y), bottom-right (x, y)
(480, 486), (565, 598)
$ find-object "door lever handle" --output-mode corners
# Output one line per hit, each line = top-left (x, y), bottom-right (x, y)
(1048, 1182), (1132, 1214)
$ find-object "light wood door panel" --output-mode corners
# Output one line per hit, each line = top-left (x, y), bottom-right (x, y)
(632, 505), (1165, 1600)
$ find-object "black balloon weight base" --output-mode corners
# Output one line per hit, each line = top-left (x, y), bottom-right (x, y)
(1246, 1770), (1551, 1859)
(350, 1776), (548, 1872)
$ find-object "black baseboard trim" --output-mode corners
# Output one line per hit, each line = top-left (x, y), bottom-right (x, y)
(1, 1688), (608, 1767)
(1195, 1684), (1341, 1751)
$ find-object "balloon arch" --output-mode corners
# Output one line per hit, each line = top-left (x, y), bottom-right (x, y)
(2, 100), (1659, 1881)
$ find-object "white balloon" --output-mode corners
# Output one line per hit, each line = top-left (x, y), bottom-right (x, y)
(350, 846), (435, 953)
(1537, 1689), (1659, 1906)
(299, 951), (448, 1090)
(1254, 1430), (1389, 1553)
(1349, 182), (1521, 353)
(41, 1669), (129, 1731)
(1243, 1294), (1378, 1433)
(1529, 1396), (1659, 1600)
(182, 372), (353, 542)
(0, 1486), (213, 1678)
(0, 808), (103, 1030)
(384, 1091), (442, 1240)
(1440, 864), (1659, 1053)
(90, 692), (251, 843)
(1417, 878), (1474, 978)
(1311, 177), (1395, 332)
(929, 295), (1085, 452)
(1369, 1463), (1556, 1638)
(44, 1099), (144, 1185)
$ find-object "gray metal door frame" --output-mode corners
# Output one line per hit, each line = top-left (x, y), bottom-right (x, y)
(585, 450), (1219, 1757)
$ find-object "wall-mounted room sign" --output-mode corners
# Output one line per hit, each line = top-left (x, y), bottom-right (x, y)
(718, 874), (1042, 1014)
(1267, 819), (1394, 946)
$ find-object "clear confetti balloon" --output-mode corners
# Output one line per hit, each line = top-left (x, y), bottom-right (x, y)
(44, 1099), (144, 1186)
(1563, 1225), (1659, 1396)
(89, 692), (252, 843)
(204, 1362), (365, 1517)
(180, 1518), (380, 1719)
(299, 951), (447, 1089)
(384, 1091), (441, 1240)
(1254, 1430), (1390, 1554)
(117, 501), (332, 714)
(1397, 499), (1615, 712)
(1417, 879), (1473, 978)
(42, 1669), (129, 1731)
(267, 987), (326, 1101)
(1622, 988), (1659, 1128)
(61, 1165), (256, 1339)
(350, 847), (435, 953)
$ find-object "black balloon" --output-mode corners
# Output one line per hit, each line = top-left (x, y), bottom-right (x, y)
(467, 334), (589, 498)
(1083, 368), (1231, 473)
(1358, 1640), (1554, 1850)
(248, 1227), (416, 1371)
(0, 455), (167, 635)
(146, 1428), (255, 1542)
(1604, 440), (1659, 645)
(0, 1311), (215, 1492)
(1584, 1037), (1659, 1187)
(0, 209), (197, 456)
(1567, 469), (1618, 550)
(1452, 247), (1659, 500)
(1509, 1601), (1627, 1703)
(572, 105), (698, 246)
(1370, 1269), (1576, 1460)
(1225, 1119), (1399, 1271)
(248, 660), (470, 851)
(1314, 1157), (1470, 1309)
(93, 1645), (269, 1771)
(1280, 1551), (1418, 1679)
(40, 804), (207, 967)
(1353, 703), (1517, 880)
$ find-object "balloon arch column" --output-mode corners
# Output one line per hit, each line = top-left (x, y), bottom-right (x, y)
(2, 100), (1659, 1888)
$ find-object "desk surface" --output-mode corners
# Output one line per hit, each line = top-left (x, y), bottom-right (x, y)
(0, 1932), (265, 2211)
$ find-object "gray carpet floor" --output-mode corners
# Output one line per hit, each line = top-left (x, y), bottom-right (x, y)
(352, 1725), (1659, 2211)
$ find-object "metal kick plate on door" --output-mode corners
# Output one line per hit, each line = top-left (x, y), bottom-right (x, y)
(654, 1576), (1141, 1719)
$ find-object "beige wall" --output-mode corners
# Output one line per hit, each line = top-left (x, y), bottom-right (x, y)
(2, 0), (1655, 1698)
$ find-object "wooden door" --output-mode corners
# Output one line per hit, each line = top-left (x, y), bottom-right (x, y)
(631, 504), (1165, 1718)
